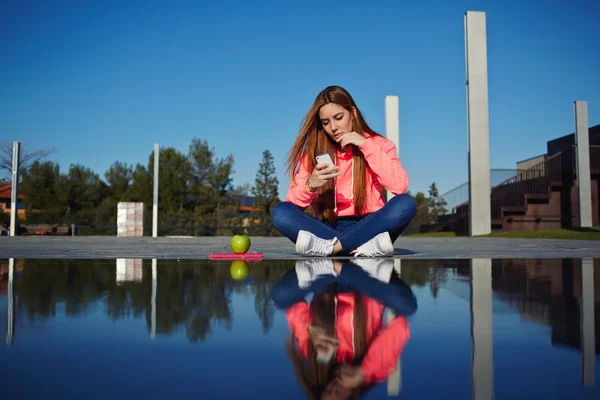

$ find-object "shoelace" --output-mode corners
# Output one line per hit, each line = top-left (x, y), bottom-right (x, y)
(312, 236), (337, 255)
(350, 237), (378, 257)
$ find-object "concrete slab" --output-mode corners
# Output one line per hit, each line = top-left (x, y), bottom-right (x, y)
(1, 236), (599, 260)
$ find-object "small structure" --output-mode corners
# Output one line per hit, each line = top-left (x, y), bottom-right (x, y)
(117, 202), (144, 237)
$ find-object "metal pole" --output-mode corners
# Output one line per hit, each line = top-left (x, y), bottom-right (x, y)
(10, 141), (20, 236)
(152, 143), (159, 238)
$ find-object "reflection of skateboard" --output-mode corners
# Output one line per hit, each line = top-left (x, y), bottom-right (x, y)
(209, 253), (263, 261)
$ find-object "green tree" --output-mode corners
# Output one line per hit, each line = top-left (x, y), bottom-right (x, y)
(63, 164), (108, 224)
(105, 161), (133, 202)
(188, 138), (235, 211)
(148, 147), (191, 213)
(251, 150), (279, 236)
(187, 138), (237, 235)
(428, 182), (447, 220)
(127, 163), (152, 204)
(20, 161), (64, 222)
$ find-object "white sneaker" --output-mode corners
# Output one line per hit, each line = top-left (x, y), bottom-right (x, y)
(351, 232), (394, 257)
(295, 230), (338, 257)
(295, 259), (336, 288)
(351, 258), (394, 283)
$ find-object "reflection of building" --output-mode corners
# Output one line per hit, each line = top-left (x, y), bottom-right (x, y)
(116, 259), (143, 284)
(448, 258), (600, 354)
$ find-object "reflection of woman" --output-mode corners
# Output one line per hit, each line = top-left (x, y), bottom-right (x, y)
(271, 260), (417, 399)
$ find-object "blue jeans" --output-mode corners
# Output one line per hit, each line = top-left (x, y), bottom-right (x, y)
(270, 262), (418, 317)
(271, 193), (417, 254)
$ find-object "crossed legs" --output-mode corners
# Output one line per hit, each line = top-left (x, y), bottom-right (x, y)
(271, 194), (417, 256)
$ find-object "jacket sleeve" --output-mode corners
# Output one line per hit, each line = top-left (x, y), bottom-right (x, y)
(284, 154), (317, 209)
(360, 316), (410, 385)
(285, 301), (311, 358)
(359, 136), (409, 195)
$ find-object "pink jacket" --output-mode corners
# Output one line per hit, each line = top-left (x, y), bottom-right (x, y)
(285, 132), (409, 217)
(286, 294), (410, 385)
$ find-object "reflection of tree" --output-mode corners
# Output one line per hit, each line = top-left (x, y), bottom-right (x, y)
(399, 262), (430, 287)
(428, 266), (448, 299)
(390, 260), (450, 299)
(254, 281), (276, 334)
(13, 258), (295, 343)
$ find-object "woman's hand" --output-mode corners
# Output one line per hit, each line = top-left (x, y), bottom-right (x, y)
(337, 131), (366, 149)
(336, 363), (365, 389)
(307, 324), (340, 363)
(309, 163), (341, 190)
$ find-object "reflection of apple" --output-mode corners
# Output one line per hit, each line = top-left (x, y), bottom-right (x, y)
(230, 260), (250, 280)
(230, 235), (251, 254)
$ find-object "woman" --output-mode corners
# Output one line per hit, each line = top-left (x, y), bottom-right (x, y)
(271, 86), (417, 257)
(272, 259), (417, 399)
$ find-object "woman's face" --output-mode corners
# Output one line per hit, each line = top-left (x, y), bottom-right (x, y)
(319, 103), (354, 143)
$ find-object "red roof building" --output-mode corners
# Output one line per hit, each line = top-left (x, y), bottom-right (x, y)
(0, 183), (26, 219)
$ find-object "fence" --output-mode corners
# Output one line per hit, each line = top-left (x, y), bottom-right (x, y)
(490, 153), (563, 223)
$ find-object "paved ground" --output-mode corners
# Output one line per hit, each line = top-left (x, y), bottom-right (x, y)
(1, 236), (600, 259)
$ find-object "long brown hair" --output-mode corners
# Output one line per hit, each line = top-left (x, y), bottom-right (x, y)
(287, 289), (368, 399)
(286, 86), (383, 225)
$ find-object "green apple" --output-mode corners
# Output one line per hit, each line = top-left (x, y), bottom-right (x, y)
(230, 234), (251, 254)
(230, 260), (250, 280)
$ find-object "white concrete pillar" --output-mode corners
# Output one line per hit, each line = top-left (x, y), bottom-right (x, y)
(580, 258), (595, 386)
(152, 143), (159, 238)
(151, 259), (157, 340)
(6, 258), (14, 346)
(10, 141), (20, 236)
(464, 11), (491, 236)
(574, 101), (592, 228)
(385, 96), (400, 202)
(470, 258), (494, 400)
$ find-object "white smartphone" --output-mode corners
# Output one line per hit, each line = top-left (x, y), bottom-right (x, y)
(316, 345), (334, 364)
(316, 154), (335, 167)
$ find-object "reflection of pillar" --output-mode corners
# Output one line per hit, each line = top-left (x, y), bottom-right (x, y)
(387, 258), (402, 396)
(470, 258), (494, 400)
(151, 259), (157, 340)
(580, 258), (595, 386)
(6, 258), (14, 346)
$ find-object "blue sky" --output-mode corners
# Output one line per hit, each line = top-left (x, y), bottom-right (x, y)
(1, 0), (599, 199)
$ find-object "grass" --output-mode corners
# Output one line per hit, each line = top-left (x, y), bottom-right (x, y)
(406, 227), (600, 240)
